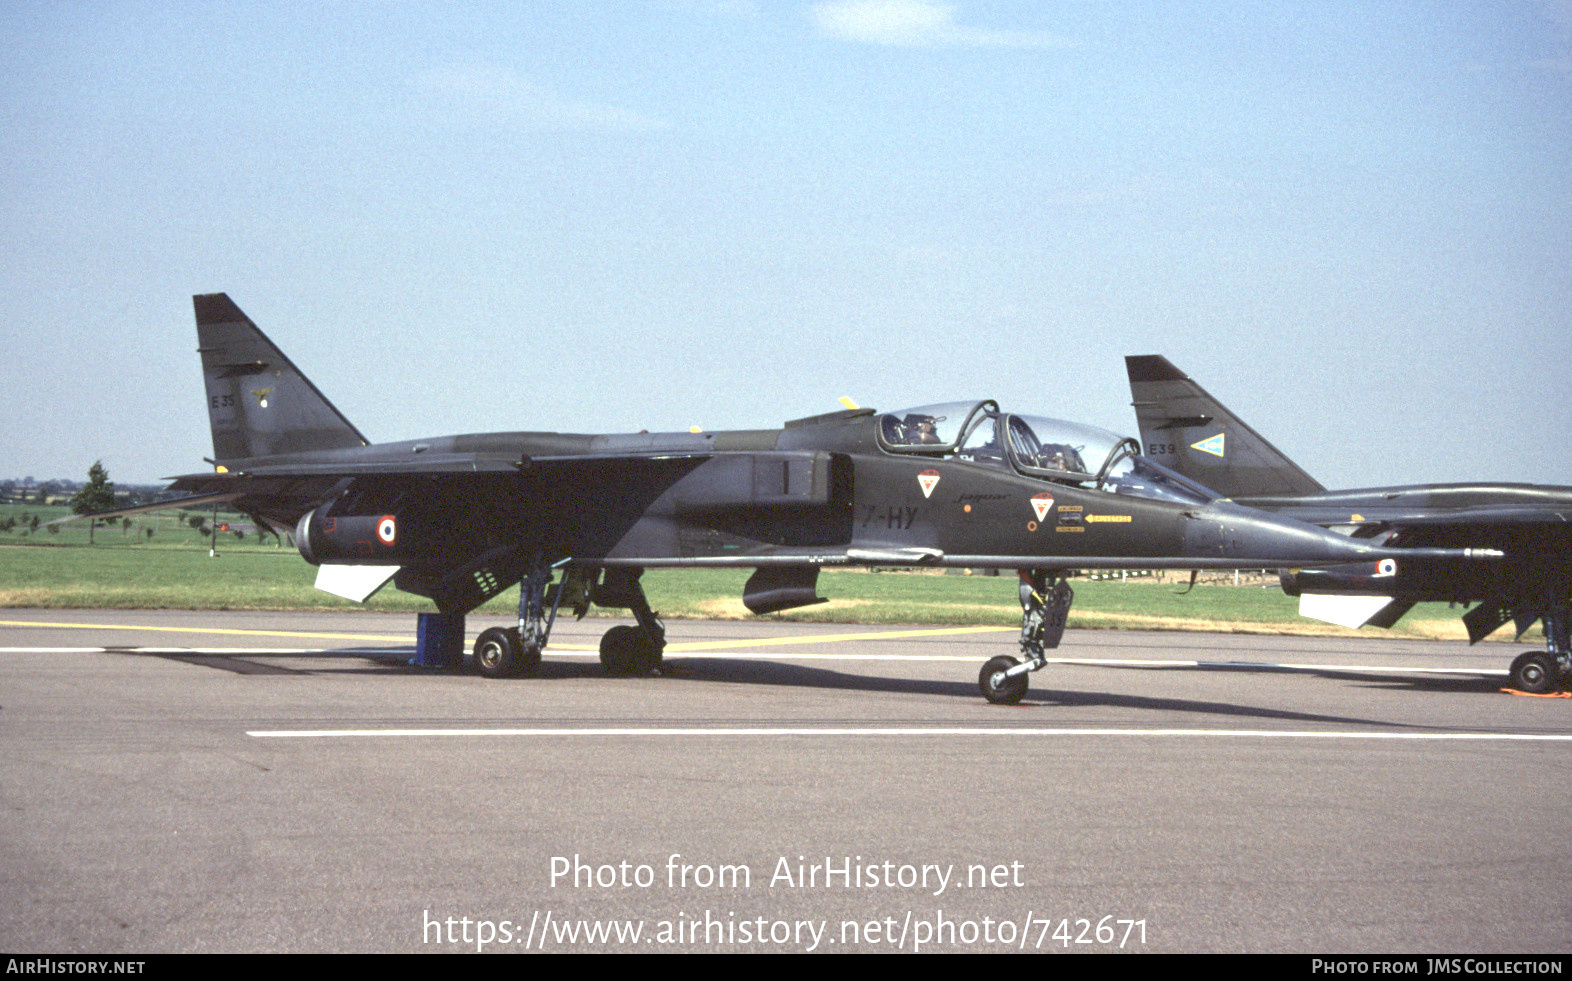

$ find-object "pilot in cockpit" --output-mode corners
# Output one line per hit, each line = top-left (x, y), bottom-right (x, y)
(882, 412), (947, 447)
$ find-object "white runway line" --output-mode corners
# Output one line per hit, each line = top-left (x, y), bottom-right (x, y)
(248, 727), (1572, 740)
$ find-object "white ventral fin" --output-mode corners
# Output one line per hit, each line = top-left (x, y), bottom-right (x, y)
(1298, 593), (1398, 630)
(314, 564), (400, 603)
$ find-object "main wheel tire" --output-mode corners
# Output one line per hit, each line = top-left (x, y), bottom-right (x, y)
(1509, 651), (1560, 694)
(475, 626), (522, 678)
(517, 642), (542, 678)
(979, 655), (1028, 705)
(632, 641), (663, 674)
(600, 625), (649, 676)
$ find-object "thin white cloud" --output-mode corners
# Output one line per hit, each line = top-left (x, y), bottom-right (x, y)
(411, 61), (669, 133)
(810, 0), (1069, 49)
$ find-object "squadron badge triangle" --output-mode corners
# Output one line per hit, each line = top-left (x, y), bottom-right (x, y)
(1030, 493), (1054, 521)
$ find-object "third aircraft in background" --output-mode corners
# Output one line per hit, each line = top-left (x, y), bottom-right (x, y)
(1126, 354), (1572, 694)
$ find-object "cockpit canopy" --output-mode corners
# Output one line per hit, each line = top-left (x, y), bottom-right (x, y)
(877, 400), (1216, 506)
(879, 401), (995, 454)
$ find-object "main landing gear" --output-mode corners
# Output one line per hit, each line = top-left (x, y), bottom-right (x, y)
(473, 561), (556, 678)
(1508, 597), (1571, 694)
(470, 564), (667, 679)
(979, 570), (1073, 705)
(593, 568), (666, 676)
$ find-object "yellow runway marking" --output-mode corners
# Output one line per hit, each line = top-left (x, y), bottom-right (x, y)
(0, 618), (414, 644)
(0, 618), (1012, 653)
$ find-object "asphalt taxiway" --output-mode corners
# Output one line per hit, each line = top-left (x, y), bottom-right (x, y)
(2, 610), (1568, 953)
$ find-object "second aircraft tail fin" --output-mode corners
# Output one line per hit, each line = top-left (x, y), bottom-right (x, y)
(1125, 355), (1323, 499)
(194, 293), (369, 464)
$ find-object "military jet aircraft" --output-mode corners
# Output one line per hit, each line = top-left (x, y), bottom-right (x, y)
(1126, 354), (1572, 694)
(84, 294), (1498, 704)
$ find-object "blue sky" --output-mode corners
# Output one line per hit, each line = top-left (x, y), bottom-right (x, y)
(3, 1), (1569, 488)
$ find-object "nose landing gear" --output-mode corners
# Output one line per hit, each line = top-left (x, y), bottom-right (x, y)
(979, 569), (1073, 704)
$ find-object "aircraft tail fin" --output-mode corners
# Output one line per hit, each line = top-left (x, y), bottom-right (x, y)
(1125, 355), (1323, 499)
(194, 293), (369, 463)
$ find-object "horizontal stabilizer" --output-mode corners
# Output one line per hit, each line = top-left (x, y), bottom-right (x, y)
(314, 564), (399, 603)
(1298, 593), (1402, 629)
(45, 491), (242, 526)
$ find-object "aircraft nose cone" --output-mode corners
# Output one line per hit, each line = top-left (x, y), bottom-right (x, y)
(1182, 503), (1389, 566)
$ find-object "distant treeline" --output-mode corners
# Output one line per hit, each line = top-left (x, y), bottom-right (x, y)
(0, 479), (171, 506)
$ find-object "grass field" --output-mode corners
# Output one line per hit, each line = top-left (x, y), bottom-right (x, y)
(0, 501), (277, 550)
(0, 519), (1531, 643)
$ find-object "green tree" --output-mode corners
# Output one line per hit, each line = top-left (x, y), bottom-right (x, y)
(70, 461), (116, 545)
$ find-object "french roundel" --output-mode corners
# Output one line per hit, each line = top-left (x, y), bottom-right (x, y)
(1374, 558), (1396, 577)
(377, 516), (397, 545)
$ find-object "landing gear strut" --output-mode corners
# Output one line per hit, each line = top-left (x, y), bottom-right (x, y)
(473, 558), (563, 678)
(1510, 596), (1571, 694)
(594, 568), (666, 676)
(980, 570), (1073, 704)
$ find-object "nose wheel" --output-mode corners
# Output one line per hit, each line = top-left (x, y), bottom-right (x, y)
(977, 570), (1073, 704)
(980, 655), (1029, 704)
